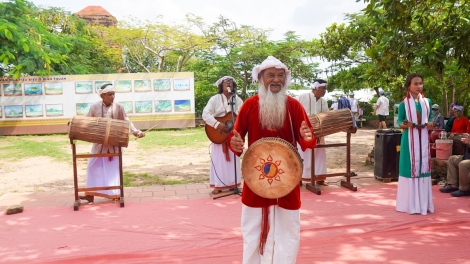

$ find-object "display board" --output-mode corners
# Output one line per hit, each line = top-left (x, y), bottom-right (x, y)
(0, 72), (195, 135)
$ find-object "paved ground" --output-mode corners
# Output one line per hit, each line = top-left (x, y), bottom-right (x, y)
(0, 171), (395, 212)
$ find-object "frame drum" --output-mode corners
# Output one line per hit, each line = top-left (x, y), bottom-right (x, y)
(242, 137), (303, 199)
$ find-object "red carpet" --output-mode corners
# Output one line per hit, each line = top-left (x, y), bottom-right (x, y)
(1, 185), (469, 264)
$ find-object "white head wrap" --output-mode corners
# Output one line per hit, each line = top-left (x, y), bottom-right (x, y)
(215, 76), (236, 86)
(251, 56), (291, 86)
(453, 105), (464, 112)
(99, 84), (115, 95)
(312, 81), (327, 90)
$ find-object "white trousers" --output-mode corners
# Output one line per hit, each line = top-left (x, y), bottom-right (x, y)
(241, 204), (300, 264)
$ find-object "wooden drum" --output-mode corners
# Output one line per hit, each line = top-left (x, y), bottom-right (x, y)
(242, 137), (303, 199)
(308, 108), (354, 138)
(68, 116), (130, 147)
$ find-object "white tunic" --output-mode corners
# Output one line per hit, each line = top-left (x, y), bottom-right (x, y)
(297, 92), (328, 181)
(202, 93), (243, 189)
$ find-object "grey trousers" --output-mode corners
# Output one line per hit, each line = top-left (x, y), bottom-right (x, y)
(447, 155), (470, 191)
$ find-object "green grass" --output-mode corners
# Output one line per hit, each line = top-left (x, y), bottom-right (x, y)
(0, 134), (70, 162)
(123, 171), (209, 186)
(136, 127), (209, 150)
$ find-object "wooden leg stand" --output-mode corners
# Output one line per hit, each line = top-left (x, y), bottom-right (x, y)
(306, 130), (358, 195)
(71, 141), (125, 211)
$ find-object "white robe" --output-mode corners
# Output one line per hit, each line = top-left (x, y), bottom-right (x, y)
(297, 92), (328, 181)
(202, 93), (243, 189)
(85, 101), (140, 199)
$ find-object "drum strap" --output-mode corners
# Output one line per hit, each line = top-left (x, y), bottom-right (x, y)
(288, 110), (295, 146)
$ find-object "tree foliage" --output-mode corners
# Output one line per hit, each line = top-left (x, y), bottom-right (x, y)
(0, 0), (69, 78)
(319, 0), (470, 115)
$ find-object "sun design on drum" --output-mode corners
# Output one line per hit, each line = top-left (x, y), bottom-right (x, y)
(254, 155), (285, 185)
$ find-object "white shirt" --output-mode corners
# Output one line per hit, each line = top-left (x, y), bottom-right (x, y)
(298, 92), (328, 115)
(202, 93), (243, 128)
(330, 102), (338, 110)
(376, 96), (390, 115)
(349, 97), (359, 112)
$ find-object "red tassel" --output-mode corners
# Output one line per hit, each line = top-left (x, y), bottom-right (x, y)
(406, 92), (411, 99)
(259, 206), (270, 255)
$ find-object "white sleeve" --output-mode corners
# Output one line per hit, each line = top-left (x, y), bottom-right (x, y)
(202, 96), (219, 128)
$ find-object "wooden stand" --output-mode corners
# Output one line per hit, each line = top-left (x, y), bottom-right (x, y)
(306, 129), (358, 195)
(71, 140), (125, 211)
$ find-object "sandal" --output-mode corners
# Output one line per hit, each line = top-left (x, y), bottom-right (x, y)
(211, 189), (221, 195)
(350, 172), (357, 177)
(316, 181), (329, 186)
(79, 195), (94, 203)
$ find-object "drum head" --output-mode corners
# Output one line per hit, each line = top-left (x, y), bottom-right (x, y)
(242, 137), (302, 199)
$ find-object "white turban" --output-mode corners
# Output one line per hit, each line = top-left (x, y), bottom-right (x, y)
(312, 81), (327, 89)
(453, 105), (464, 112)
(99, 84), (115, 95)
(251, 56), (291, 86)
(215, 76), (236, 86)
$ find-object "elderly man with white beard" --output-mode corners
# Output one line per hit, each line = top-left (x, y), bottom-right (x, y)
(229, 56), (316, 264)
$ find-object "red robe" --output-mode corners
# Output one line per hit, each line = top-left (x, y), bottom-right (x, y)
(228, 95), (316, 210)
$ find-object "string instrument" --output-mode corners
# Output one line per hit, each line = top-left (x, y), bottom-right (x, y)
(205, 112), (236, 144)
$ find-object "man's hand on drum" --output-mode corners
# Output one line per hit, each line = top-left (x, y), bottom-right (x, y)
(230, 130), (245, 153)
(217, 123), (228, 134)
(300, 121), (313, 141)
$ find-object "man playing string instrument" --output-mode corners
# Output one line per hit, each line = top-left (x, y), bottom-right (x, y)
(229, 56), (316, 264)
(79, 83), (144, 203)
(202, 76), (244, 195)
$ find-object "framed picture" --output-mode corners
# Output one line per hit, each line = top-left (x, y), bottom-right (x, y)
(153, 79), (171, 91)
(155, 100), (172, 112)
(134, 80), (152, 92)
(120, 101), (133, 114)
(76, 103), (92, 116)
(173, 79), (190, 91)
(75, 81), (93, 94)
(25, 104), (44, 117)
(115, 80), (132, 93)
(45, 104), (64, 116)
(95, 81), (112, 92)
(174, 99), (191, 112)
(45, 83), (63, 95)
(135, 101), (152, 113)
(24, 83), (43, 96)
(3, 84), (22, 96)
(4, 105), (23, 118)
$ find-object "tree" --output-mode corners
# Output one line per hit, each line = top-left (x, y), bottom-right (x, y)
(100, 16), (212, 73)
(0, 0), (69, 78)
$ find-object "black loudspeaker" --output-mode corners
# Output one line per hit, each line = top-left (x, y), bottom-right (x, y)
(374, 129), (402, 180)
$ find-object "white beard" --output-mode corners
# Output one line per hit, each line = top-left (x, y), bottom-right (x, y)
(258, 79), (288, 129)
